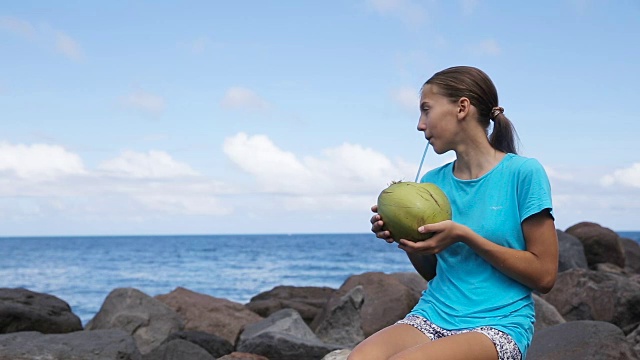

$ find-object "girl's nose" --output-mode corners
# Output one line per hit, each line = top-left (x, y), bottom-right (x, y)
(417, 118), (427, 131)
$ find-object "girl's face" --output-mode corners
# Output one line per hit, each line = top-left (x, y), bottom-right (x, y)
(417, 84), (460, 154)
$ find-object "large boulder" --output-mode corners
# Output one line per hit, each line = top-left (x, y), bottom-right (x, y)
(556, 230), (588, 272)
(141, 339), (214, 360)
(620, 238), (640, 274)
(162, 330), (233, 358)
(237, 308), (339, 360)
(626, 324), (640, 357)
(533, 293), (565, 331)
(246, 285), (336, 325)
(85, 287), (183, 354)
(314, 285), (365, 347)
(218, 353), (269, 360)
(528, 320), (637, 360)
(565, 222), (625, 268)
(0, 288), (82, 334)
(0, 329), (141, 360)
(155, 287), (263, 345)
(541, 268), (640, 333)
(312, 272), (423, 337)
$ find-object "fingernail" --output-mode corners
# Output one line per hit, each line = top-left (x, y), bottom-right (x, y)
(418, 226), (424, 233)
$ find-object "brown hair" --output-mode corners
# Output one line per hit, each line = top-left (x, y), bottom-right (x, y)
(424, 66), (519, 154)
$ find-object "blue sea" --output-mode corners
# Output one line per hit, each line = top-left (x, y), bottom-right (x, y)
(1, 232), (639, 326)
(0, 234), (416, 326)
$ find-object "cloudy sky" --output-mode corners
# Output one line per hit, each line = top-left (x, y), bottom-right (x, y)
(1, 1), (638, 236)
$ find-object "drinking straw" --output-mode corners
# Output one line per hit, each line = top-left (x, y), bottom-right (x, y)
(414, 140), (430, 183)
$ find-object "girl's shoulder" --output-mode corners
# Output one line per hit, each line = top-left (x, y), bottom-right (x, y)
(421, 160), (454, 182)
(503, 153), (546, 173)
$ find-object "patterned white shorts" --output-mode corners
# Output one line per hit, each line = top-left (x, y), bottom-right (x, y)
(397, 315), (522, 360)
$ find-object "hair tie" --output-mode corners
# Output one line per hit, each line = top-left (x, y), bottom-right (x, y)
(490, 106), (504, 120)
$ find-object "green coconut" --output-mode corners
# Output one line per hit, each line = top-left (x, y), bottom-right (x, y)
(377, 181), (452, 242)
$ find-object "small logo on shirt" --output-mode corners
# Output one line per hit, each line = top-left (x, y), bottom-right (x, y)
(490, 206), (503, 210)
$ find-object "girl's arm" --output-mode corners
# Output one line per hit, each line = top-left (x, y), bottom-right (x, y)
(399, 210), (559, 293)
(407, 253), (437, 282)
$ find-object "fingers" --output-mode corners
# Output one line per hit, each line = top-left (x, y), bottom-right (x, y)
(369, 204), (393, 243)
(377, 231), (393, 243)
(397, 238), (439, 254)
(418, 223), (437, 234)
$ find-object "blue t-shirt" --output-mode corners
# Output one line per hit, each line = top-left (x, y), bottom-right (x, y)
(409, 153), (553, 357)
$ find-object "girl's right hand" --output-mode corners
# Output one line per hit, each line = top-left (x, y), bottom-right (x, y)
(370, 205), (395, 243)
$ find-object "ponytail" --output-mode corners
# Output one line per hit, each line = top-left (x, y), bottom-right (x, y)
(489, 107), (519, 154)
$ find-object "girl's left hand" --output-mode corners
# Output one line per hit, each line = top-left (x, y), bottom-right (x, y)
(397, 220), (468, 254)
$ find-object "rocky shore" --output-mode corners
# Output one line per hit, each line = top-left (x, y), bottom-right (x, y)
(1, 221), (639, 360)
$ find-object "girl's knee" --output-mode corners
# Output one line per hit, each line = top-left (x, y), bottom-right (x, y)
(348, 344), (376, 360)
(347, 348), (365, 360)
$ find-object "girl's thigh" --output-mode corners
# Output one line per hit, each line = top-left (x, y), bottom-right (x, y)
(389, 331), (499, 360)
(348, 323), (431, 360)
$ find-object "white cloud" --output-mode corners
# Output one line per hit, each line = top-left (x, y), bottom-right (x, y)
(223, 133), (313, 193)
(366, 0), (427, 27)
(470, 39), (501, 56)
(0, 142), (86, 180)
(220, 87), (270, 110)
(133, 193), (230, 216)
(0, 142), (233, 221)
(0, 16), (36, 39)
(55, 30), (84, 62)
(98, 150), (199, 179)
(391, 86), (419, 112)
(544, 166), (574, 181)
(601, 163), (640, 188)
(223, 132), (415, 200)
(121, 90), (166, 115)
(0, 17), (84, 61)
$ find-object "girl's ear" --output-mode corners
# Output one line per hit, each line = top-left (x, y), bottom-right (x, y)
(457, 97), (471, 120)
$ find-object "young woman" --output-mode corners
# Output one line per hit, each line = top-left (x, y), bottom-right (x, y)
(348, 66), (558, 360)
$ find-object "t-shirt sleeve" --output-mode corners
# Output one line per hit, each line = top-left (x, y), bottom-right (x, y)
(517, 158), (554, 222)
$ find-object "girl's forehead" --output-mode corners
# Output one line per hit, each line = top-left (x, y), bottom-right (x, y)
(420, 84), (441, 101)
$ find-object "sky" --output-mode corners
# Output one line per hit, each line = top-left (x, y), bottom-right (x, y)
(1, 0), (639, 236)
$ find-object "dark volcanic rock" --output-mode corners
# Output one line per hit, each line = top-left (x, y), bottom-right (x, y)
(0, 329), (141, 360)
(238, 308), (339, 360)
(85, 287), (183, 354)
(532, 293), (565, 331)
(246, 285), (336, 325)
(528, 320), (637, 360)
(541, 268), (640, 333)
(565, 222), (625, 268)
(312, 272), (423, 337)
(0, 288), (82, 334)
(556, 229), (588, 272)
(142, 339), (214, 360)
(314, 285), (365, 347)
(621, 237), (640, 274)
(162, 330), (233, 358)
(156, 287), (262, 345)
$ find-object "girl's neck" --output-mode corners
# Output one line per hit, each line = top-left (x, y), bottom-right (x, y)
(453, 139), (505, 180)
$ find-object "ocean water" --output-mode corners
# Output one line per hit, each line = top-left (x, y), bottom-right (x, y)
(0, 234), (415, 326)
(1, 232), (638, 326)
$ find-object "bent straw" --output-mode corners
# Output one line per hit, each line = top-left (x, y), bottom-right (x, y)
(414, 140), (430, 183)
